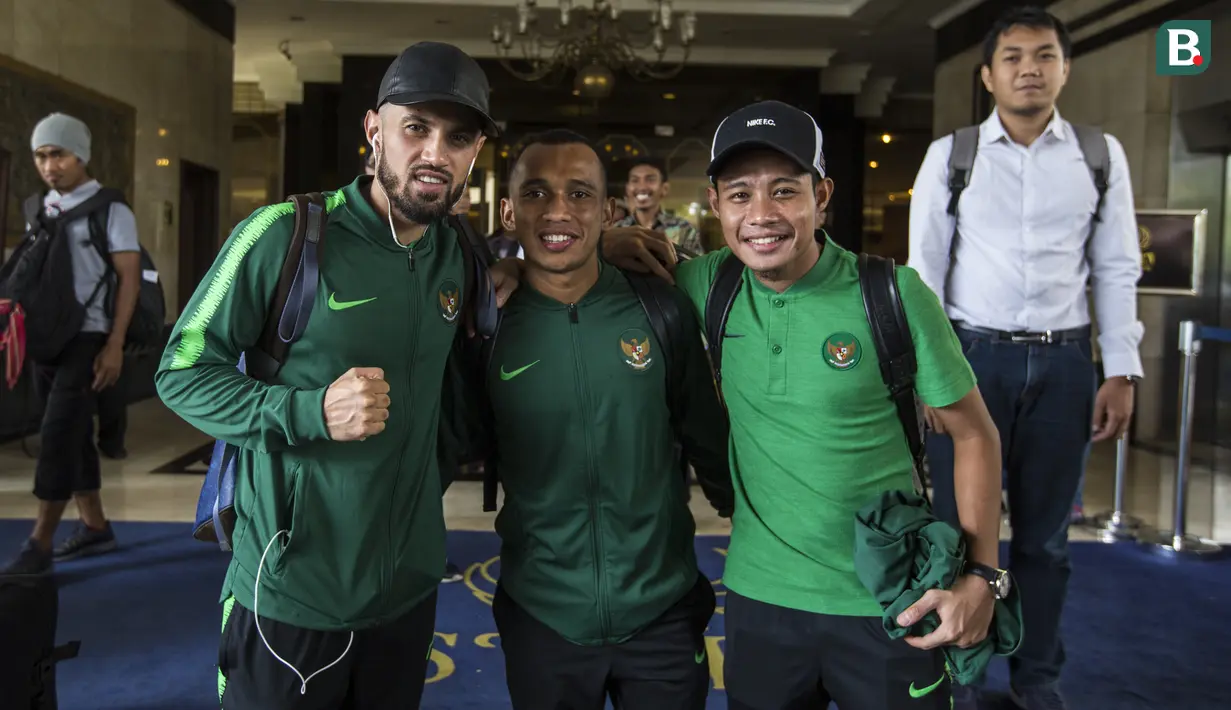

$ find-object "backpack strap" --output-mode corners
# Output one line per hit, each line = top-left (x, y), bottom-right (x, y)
(626, 270), (694, 487)
(946, 126), (981, 217)
(858, 253), (927, 500)
(1071, 124), (1110, 224)
(624, 271), (685, 432)
(449, 214), (499, 339)
(703, 253), (745, 385)
(246, 192), (328, 380)
(479, 314), (503, 512)
(21, 194), (44, 235)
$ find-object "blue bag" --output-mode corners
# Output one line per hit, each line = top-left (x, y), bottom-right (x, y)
(192, 194), (328, 549)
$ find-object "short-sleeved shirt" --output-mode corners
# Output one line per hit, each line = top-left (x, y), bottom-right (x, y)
(675, 234), (976, 616)
(41, 180), (140, 334)
(616, 210), (704, 255)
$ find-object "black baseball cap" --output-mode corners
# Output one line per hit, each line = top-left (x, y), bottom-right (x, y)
(377, 42), (500, 138)
(707, 100), (825, 180)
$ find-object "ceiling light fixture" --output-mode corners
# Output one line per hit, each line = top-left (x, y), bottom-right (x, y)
(491, 0), (697, 99)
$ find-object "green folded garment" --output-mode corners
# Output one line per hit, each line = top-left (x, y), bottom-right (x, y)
(853, 490), (1023, 686)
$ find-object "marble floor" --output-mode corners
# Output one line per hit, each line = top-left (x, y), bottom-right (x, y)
(2, 398), (1229, 547)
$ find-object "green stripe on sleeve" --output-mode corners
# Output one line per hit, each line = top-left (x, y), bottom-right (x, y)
(167, 203), (295, 370)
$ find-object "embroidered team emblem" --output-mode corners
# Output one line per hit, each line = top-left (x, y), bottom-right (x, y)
(619, 329), (654, 371)
(823, 332), (861, 370)
(438, 280), (460, 323)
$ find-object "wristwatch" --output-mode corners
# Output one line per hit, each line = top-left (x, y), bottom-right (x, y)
(963, 562), (1012, 600)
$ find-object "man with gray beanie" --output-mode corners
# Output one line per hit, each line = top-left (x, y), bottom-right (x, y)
(1, 112), (142, 577)
(156, 42), (519, 709)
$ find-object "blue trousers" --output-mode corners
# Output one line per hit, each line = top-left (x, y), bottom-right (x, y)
(926, 327), (1095, 690)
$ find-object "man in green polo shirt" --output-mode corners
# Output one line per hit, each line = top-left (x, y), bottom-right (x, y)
(601, 101), (1004, 710)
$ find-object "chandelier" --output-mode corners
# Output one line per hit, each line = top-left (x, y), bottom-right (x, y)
(490, 0), (698, 99)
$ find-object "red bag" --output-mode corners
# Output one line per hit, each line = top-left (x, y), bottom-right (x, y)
(0, 298), (25, 390)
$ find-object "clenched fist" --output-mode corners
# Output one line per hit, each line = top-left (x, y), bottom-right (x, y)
(324, 367), (391, 442)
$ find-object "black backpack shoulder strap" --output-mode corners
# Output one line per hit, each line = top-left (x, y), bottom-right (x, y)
(624, 270), (687, 426)
(1071, 124), (1110, 223)
(448, 214), (498, 339)
(21, 193), (45, 232)
(946, 126), (981, 217)
(858, 253), (927, 499)
(59, 187), (127, 227)
(480, 313), (503, 512)
(247, 192), (328, 380)
(703, 252), (745, 385)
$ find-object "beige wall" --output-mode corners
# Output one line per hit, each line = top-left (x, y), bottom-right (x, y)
(0, 0), (233, 318)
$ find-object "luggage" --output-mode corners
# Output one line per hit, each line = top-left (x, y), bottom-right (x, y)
(0, 576), (80, 710)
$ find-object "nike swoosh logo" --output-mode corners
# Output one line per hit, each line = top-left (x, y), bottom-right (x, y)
(500, 360), (540, 381)
(694, 649), (706, 664)
(328, 293), (377, 311)
(908, 674), (946, 699)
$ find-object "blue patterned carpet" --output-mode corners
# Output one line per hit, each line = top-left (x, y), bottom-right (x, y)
(0, 520), (1227, 709)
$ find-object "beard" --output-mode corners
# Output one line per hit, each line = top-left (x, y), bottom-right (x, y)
(376, 152), (467, 225)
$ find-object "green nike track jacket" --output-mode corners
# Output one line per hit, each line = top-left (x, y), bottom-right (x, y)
(479, 263), (733, 646)
(156, 176), (465, 631)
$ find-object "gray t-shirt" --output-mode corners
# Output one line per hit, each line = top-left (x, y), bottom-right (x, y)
(40, 180), (140, 334)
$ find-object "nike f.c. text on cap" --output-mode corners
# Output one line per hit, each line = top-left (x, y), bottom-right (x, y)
(377, 41), (501, 138)
(707, 100), (825, 180)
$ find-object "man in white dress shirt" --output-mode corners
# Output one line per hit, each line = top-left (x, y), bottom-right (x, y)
(908, 7), (1142, 710)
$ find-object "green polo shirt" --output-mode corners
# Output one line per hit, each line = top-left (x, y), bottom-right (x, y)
(675, 235), (976, 616)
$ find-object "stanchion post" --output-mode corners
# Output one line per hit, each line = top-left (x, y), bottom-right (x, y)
(1092, 430), (1140, 543)
(1145, 320), (1222, 559)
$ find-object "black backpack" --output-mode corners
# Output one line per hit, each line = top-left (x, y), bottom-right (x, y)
(703, 247), (928, 500)
(476, 269), (693, 512)
(0, 576), (81, 710)
(74, 189), (168, 352)
(0, 191), (114, 362)
(0, 188), (166, 361)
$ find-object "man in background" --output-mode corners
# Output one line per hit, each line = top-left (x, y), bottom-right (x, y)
(908, 7), (1143, 709)
(617, 158), (704, 256)
(3, 113), (141, 576)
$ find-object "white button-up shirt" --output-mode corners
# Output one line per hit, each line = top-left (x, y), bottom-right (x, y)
(907, 110), (1144, 379)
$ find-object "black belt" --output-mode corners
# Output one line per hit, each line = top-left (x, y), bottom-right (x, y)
(953, 322), (1091, 345)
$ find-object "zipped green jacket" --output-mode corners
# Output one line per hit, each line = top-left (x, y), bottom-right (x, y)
(479, 263), (733, 645)
(156, 176), (466, 631)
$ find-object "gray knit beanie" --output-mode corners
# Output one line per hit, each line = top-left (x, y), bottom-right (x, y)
(30, 113), (92, 164)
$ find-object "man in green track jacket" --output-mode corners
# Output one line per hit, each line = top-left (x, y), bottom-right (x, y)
(155, 43), (514, 710)
(476, 129), (733, 709)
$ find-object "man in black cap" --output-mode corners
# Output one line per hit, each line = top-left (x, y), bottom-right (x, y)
(157, 41), (515, 710)
(598, 100), (1004, 710)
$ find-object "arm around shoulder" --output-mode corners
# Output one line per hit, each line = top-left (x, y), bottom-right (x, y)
(155, 204), (331, 452)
